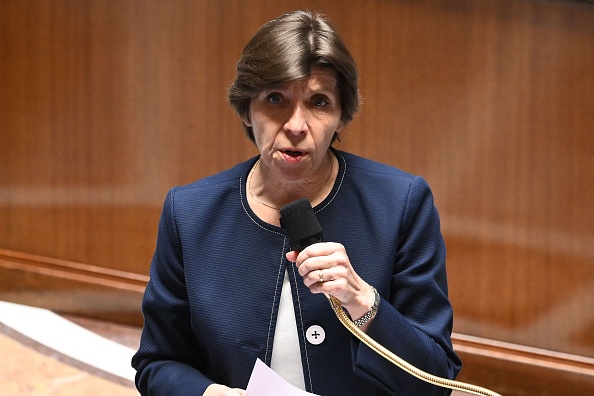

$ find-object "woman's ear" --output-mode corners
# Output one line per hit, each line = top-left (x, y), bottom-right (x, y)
(336, 120), (345, 132)
(242, 112), (252, 127)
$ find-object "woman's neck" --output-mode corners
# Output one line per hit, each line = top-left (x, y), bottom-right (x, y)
(247, 151), (337, 223)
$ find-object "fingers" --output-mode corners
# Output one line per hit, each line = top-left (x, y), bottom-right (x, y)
(286, 242), (369, 310)
(287, 242), (347, 273)
(304, 267), (334, 288)
(204, 384), (246, 396)
(285, 242), (350, 288)
(285, 250), (299, 262)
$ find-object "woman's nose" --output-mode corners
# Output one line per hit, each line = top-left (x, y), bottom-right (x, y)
(284, 104), (308, 136)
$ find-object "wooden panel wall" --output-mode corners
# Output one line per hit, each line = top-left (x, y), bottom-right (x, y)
(1, 0), (593, 393)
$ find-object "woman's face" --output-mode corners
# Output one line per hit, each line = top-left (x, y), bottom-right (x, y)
(246, 66), (344, 182)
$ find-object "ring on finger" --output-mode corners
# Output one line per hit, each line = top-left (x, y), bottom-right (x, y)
(319, 269), (324, 283)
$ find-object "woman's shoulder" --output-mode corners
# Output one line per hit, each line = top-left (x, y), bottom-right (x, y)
(171, 157), (257, 195)
(336, 149), (433, 203)
(158, 157), (257, 216)
(337, 150), (419, 183)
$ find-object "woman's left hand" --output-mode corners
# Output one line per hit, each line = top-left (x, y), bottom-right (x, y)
(286, 242), (373, 323)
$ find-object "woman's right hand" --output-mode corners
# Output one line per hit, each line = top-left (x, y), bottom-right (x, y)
(203, 384), (246, 396)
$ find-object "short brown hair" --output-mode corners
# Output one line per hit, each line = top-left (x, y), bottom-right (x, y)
(228, 10), (360, 142)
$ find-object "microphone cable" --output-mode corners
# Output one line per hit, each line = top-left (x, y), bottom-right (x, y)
(326, 294), (502, 396)
(280, 198), (502, 396)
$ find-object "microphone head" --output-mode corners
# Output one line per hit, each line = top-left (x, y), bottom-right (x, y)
(280, 198), (323, 251)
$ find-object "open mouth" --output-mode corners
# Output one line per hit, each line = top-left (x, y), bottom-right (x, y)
(283, 150), (304, 158)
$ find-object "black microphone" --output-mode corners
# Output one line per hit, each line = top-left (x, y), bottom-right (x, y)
(280, 198), (323, 251)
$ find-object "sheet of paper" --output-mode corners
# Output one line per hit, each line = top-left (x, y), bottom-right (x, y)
(246, 358), (319, 396)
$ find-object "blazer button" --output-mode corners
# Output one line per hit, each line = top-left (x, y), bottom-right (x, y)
(306, 325), (325, 345)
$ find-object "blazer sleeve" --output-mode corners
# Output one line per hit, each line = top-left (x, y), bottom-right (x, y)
(132, 189), (214, 395)
(351, 176), (462, 395)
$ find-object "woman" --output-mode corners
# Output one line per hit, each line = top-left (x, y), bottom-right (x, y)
(132, 10), (461, 396)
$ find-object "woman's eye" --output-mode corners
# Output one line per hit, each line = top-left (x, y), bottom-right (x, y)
(312, 97), (328, 107)
(266, 93), (282, 104)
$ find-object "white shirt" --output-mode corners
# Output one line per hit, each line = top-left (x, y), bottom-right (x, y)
(269, 269), (306, 390)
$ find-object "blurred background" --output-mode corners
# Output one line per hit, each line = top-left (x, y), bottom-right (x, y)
(1, 0), (593, 394)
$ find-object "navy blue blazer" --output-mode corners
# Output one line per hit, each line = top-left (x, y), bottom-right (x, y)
(132, 149), (462, 395)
